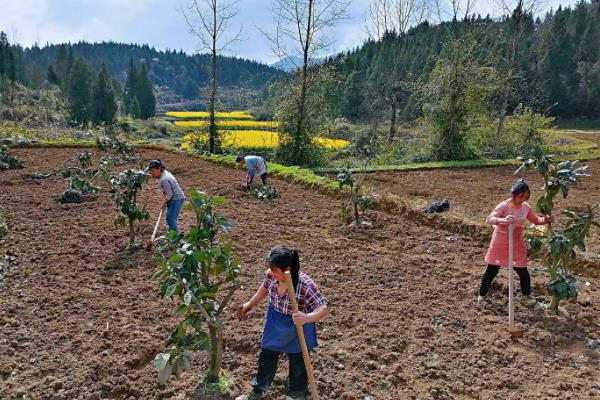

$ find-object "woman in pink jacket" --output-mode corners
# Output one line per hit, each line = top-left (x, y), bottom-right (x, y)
(478, 179), (552, 305)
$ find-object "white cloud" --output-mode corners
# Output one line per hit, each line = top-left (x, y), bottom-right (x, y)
(0, 0), (583, 63)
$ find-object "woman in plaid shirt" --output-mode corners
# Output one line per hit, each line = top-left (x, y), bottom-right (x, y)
(236, 245), (328, 400)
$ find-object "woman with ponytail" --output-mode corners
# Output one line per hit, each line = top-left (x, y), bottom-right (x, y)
(148, 159), (185, 233)
(236, 245), (328, 400)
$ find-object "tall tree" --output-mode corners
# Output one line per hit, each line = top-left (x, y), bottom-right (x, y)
(181, 0), (242, 153)
(66, 57), (93, 126)
(492, 0), (540, 158)
(266, 0), (349, 165)
(124, 58), (139, 116)
(93, 63), (118, 125)
(365, 0), (431, 142)
(0, 32), (9, 78)
(47, 65), (61, 85)
(136, 63), (156, 119)
(423, 33), (495, 160)
(54, 44), (73, 85)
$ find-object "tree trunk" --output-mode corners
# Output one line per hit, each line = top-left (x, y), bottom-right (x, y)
(209, 0), (218, 154)
(294, 0), (314, 162)
(353, 187), (360, 223)
(493, 59), (514, 158)
(128, 218), (135, 247)
(492, 3), (521, 158)
(206, 324), (224, 383)
(388, 93), (397, 143)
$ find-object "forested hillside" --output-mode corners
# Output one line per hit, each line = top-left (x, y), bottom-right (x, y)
(8, 41), (284, 101)
(323, 1), (600, 122)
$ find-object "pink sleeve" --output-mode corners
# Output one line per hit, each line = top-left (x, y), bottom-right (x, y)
(526, 204), (546, 225)
(486, 202), (507, 225)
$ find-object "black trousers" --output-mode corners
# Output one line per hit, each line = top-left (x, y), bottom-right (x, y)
(250, 348), (308, 397)
(479, 264), (531, 296)
(248, 172), (268, 185)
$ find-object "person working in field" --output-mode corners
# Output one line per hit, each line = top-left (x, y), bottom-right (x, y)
(236, 154), (268, 189)
(478, 179), (553, 306)
(236, 245), (328, 400)
(148, 159), (185, 234)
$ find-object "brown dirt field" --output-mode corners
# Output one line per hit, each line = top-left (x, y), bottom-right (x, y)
(1, 148), (600, 400)
(363, 160), (600, 263)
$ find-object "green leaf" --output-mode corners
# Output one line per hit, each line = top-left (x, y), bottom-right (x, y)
(157, 363), (172, 385)
(168, 254), (184, 265)
(164, 283), (179, 298)
(153, 353), (170, 372)
(184, 290), (193, 306)
(211, 196), (228, 205)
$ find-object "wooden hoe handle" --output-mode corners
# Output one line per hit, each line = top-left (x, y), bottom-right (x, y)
(284, 271), (320, 400)
(151, 208), (163, 242)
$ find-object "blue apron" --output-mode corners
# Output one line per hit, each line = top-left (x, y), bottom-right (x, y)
(261, 305), (318, 353)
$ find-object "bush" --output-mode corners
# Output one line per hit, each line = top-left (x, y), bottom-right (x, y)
(250, 185), (280, 201)
(0, 145), (23, 170)
(153, 189), (241, 389)
(109, 169), (150, 248)
(58, 189), (84, 204)
(517, 153), (597, 311)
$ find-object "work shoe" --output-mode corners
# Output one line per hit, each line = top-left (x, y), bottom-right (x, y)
(477, 295), (485, 302)
(235, 391), (266, 400)
(524, 295), (537, 307)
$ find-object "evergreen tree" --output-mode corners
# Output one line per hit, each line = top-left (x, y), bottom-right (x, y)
(93, 63), (118, 125)
(0, 32), (9, 78)
(341, 71), (366, 121)
(47, 65), (61, 85)
(66, 57), (93, 126)
(124, 57), (138, 115)
(136, 63), (156, 119)
(55, 44), (71, 84)
(130, 96), (141, 118)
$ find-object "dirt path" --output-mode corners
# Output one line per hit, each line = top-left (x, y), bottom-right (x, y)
(1, 148), (599, 400)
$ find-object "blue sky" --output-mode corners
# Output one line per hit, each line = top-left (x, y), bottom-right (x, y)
(0, 0), (580, 64)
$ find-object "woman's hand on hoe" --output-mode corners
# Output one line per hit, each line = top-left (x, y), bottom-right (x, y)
(161, 198), (168, 210)
(497, 215), (516, 225)
(292, 311), (311, 326)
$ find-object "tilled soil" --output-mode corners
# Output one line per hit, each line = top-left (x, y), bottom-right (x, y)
(1, 147), (599, 400)
(363, 160), (600, 260)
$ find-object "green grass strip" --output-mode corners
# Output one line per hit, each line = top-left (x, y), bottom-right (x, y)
(313, 158), (516, 174)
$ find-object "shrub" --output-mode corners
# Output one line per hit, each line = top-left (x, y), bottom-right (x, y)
(152, 189), (241, 390)
(250, 185), (280, 201)
(109, 169), (150, 248)
(0, 145), (23, 170)
(517, 152), (597, 311)
(337, 168), (372, 225)
(58, 189), (84, 204)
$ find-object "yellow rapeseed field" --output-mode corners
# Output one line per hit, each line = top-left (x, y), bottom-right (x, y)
(181, 131), (349, 149)
(172, 110), (350, 150)
(174, 120), (280, 129)
(166, 111), (253, 119)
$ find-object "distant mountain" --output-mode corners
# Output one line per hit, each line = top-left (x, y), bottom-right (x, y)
(22, 42), (285, 102)
(270, 56), (324, 72)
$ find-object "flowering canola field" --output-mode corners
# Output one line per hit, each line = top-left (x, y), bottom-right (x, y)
(170, 111), (349, 149)
(166, 111), (253, 119)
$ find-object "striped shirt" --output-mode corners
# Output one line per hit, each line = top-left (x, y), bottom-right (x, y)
(262, 270), (326, 316)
